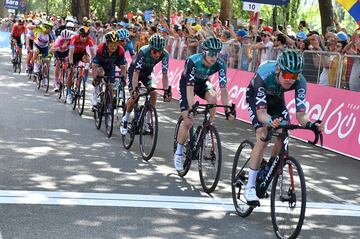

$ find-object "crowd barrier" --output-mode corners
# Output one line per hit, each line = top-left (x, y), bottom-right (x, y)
(0, 31), (10, 48)
(152, 58), (360, 160)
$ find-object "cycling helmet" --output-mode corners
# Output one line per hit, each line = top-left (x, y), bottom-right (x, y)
(42, 21), (53, 29)
(277, 49), (304, 74)
(149, 34), (166, 51)
(33, 19), (40, 26)
(65, 16), (74, 23)
(336, 31), (348, 41)
(61, 29), (73, 40)
(66, 22), (75, 28)
(201, 36), (222, 52)
(117, 29), (130, 40)
(18, 18), (25, 24)
(78, 26), (90, 35)
(105, 31), (119, 42)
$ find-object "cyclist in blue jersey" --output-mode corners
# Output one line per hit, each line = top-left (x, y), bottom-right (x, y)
(117, 29), (136, 60)
(120, 34), (172, 135)
(173, 36), (236, 173)
(244, 49), (323, 204)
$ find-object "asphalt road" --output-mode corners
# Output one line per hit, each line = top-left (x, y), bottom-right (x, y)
(0, 48), (359, 239)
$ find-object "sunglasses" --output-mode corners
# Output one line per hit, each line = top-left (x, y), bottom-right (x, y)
(119, 39), (126, 42)
(80, 34), (88, 38)
(151, 49), (163, 54)
(205, 50), (220, 57)
(281, 71), (299, 80)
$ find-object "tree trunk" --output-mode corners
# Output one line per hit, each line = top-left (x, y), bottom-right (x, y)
(272, 6), (277, 29)
(71, 0), (78, 18)
(72, 0), (89, 24)
(167, 0), (171, 21)
(110, 0), (116, 21)
(0, 3), (8, 18)
(219, 0), (232, 24)
(46, 0), (49, 15)
(318, 0), (333, 35)
(118, 0), (127, 21)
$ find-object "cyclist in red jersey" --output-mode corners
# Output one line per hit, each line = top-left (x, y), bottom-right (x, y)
(67, 26), (96, 104)
(11, 18), (26, 59)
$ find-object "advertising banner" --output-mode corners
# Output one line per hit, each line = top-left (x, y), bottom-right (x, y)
(4, 0), (27, 11)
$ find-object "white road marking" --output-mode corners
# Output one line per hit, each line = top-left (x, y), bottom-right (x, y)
(0, 190), (359, 217)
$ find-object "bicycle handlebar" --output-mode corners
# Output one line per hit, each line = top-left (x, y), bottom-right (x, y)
(189, 101), (235, 117)
(261, 122), (323, 146)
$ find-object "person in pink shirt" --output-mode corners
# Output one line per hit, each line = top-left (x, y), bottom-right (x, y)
(50, 29), (73, 92)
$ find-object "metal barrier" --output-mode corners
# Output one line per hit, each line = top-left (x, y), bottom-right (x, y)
(338, 54), (360, 92)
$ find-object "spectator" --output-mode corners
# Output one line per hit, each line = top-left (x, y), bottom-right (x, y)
(252, 30), (274, 64)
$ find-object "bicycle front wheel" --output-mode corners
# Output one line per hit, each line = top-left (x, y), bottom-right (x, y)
(77, 77), (86, 115)
(43, 63), (50, 93)
(94, 95), (103, 130)
(122, 106), (136, 149)
(198, 124), (222, 193)
(104, 90), (114, 138)
(17, 52), (22, 74)
(139, 104), (158, 161)
(271, 156), (306, 239)
(231, 140), (254, 217)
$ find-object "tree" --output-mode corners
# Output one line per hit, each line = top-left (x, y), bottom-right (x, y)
(71, 0), (89, 23)
(219, 0), (232, 24)
(118, 0), (127, 21)
(110, 0), (116, 21)
(318, 0), (333, 35)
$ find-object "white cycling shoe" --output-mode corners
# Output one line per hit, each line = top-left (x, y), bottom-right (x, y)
(174, 154), (184, 172)
(244, 186), (260, 205)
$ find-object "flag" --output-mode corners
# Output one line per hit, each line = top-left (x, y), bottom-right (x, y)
(336, 0), (360, 30)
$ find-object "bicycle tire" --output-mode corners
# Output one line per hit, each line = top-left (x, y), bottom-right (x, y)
(231, 140), (254, 217)
(198, 124), (222, 193)
(139, 104), (158, 161)
(58, 67), (65, 99)
(104, 89), (114, 138)
(17, 51), (22, 74)
(271, 156), (306, 239)
(43, 63), (50, 93)
(77, 77), (86, 115)
(37, 72), (42, 90)
(173, 116), (192, 177)
(122, 105), (136, 150)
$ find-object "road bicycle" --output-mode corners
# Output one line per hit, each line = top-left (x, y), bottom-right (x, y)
(55, 57), (68, 100)
(122, 86), (170, 161)
(93, 75), (121, 138)
(113, 73), (127, 126)
(67, 64), (89, 115)
(11, 41), (22, 74)
(231, 122), (323, 239)
(173, 101), (235, 193)
(35, 53), (52, 94)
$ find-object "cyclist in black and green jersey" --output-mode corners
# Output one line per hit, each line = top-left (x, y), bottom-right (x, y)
(120, 34), (172, 135)
(173, 36), (236, 173)
(244, 49), (324, 204)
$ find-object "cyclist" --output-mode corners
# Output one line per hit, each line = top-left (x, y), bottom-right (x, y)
(91, 31), (127, 107)
(120, 34), (172, 135)
(10, 18), (26, 61)
(32, 21), (55, 81)
(117, 29), (136, 59)
(244, 49), (323, 204)
(67, 26), (96, 104)
(25, 18), (35, 73)
(50, 29), (73, 92)
(173, 36), (236, 173)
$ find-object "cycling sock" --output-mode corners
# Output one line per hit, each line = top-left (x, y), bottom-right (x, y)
(124, 112), (130, 121)
(176, 143), (183, 156)
(246, 169), (259, 189)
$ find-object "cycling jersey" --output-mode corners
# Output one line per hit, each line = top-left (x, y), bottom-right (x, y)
(54, 37), (71, 53)
(69, 34), (95, 54)
(93, 43), (126, 82)
(246, 61), (307, 129)
(124, 40), (135, 56)
(182, 53), (227, 88)
(127, 45), (169, 90)
(11, 23), (26, 38)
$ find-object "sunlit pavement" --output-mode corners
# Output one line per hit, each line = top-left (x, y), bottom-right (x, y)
(0, 48), (359, 239)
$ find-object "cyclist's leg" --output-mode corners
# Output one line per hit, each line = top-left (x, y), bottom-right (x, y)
(203, 81), (217, 122)
(269, 106), (291, 157)
(32, 45), (41, 74)
(91, 63), (104, 106)
(146, 75), (158, 107)
(81, 53), (90, 83)
(25, 39), (33, 68)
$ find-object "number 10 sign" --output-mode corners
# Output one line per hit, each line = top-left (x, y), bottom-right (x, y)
(243, 2), (261, 12)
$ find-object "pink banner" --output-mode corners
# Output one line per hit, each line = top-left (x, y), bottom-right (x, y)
(153, 58), (360, 160)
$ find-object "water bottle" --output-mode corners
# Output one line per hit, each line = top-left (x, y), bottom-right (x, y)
(257, 159), (268, 183)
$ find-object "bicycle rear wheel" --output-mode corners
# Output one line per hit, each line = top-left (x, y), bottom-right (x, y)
(173, 116), (192, 177)
(104, 89), (114, 138)
(139, 104), (158, 161)
(122, 105), (136, 149)
(58, 68), (66, 100)
(198, 124), (222, 193)
(16, 52), (22, 74)
(231, 140), (254, 217)
(77, 77), (86, 115)
(36, 72), (42, 90)
(271, 156), (306, 239)
(43, 63), (50, 93)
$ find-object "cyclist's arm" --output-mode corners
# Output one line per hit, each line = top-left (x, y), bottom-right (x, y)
(126, 41), (136, 60)
(131, 50), (145, 90)
(252, 74), (272, 124)
(88, 38), (96, 61)
(115, 45), (127, 77)
(68, 47), (75, 64)
(185, 58), (196, 109)
(218, 59), (229, 105)
(161, 52), (169, 89)
(294, 76), (309, 127)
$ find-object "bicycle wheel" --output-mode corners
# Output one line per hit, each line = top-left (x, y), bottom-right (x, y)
(173, 116), (193, 177)
(231, 140), (254, 217)
(104, 89), (114, 138)
(17, 51), (22, 74)
(122, 105), (136, 150)
(37, 72), (42, 90)
(43, 63), (50, 93)
(77, 77), (86, 115)
(139, 104), (158, 161)
(94, 91), (103, 131)
(271, 156), (306, 239)
(198, 124), (222, 193)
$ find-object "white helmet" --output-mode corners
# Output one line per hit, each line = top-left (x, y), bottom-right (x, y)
(61, 29), (73, 40)
(66, 22), (74, 28)
(33, 19), (41, 26)
(65, 16), (74, 22)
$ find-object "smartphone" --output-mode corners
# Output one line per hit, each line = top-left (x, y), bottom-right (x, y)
(225, 20), (229, 27)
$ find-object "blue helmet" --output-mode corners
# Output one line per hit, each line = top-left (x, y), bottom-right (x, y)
(277, 49), (304, 74)
(117, 29), (130, 40)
